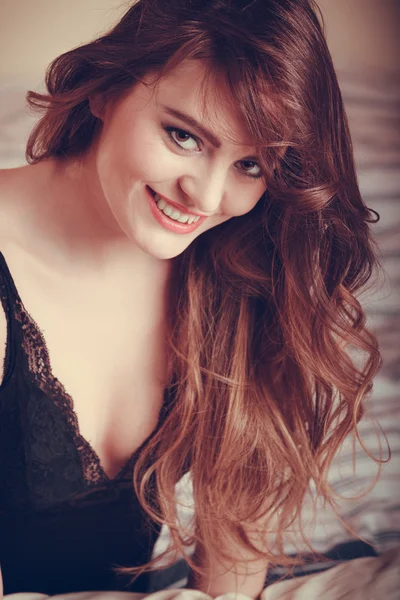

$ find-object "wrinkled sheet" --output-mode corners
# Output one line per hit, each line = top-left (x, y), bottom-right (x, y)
(4, 548), (400, 600)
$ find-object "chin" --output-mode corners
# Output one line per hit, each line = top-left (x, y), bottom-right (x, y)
(135, 236), (190, 261)
(152, 245), (189, 260)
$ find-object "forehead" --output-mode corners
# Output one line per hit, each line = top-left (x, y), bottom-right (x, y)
(146, 60), (255, 147)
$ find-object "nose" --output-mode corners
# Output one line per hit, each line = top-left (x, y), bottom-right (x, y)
(178, 165), (227, 215)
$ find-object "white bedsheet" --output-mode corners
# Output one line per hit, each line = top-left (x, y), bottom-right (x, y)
(3, 548), (400, 600)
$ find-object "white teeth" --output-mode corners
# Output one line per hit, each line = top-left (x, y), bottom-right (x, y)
(163, 205), (173, 216)
(157, 198), (166, 210)
(153, 192), (201, 224)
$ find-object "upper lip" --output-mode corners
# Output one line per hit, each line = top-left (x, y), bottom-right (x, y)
(149, 187), (208, 218)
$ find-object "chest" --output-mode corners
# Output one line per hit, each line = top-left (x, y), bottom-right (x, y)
(39, 312), (167, 479)
(7, 255), (168, 480)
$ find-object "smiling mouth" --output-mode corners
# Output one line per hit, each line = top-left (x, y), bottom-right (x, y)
(148, 187), (202, 224)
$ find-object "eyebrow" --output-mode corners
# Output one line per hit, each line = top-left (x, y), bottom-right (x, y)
(161, 105), (222, 148)
(161, 105), (261, 163)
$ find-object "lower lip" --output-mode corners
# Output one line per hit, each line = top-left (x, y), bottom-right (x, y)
(146, 187), (206, 235)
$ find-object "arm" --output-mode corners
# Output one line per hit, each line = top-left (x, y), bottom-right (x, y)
(188, 540), (269, 599)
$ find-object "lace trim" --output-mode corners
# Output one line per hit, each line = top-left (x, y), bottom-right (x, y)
(0, 252), (167, 486)
(12, 294), (137, 485)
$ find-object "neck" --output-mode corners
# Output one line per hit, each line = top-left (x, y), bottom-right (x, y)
(17, 154), (172, 283)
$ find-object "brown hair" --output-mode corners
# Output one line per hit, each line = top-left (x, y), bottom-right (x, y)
(26, 0), (384, 580)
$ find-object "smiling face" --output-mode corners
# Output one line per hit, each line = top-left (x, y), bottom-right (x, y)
(90, 59), (267, 260)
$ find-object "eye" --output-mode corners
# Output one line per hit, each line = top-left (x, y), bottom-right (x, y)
(165, 127), (201, 152)
(236, 160), (262, 179)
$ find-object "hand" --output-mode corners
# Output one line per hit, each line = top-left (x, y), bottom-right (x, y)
(190, 543), (268, 599)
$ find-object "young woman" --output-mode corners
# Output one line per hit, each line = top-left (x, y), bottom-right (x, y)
(0, 0), (381, 596)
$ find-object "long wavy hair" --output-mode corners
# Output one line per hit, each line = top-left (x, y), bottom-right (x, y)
(26, 0), (383, 580)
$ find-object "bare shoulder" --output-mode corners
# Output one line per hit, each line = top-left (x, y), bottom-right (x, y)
(0, 163), (30, 195)
(0, 164), (35, 233)
(0, 164), (34, 384)
(0, 168), (15, 383)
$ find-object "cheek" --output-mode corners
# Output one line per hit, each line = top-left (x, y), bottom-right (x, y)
(107, 127), (155, 175)
(225, 189), (265, 217)
(109, 130), (183, 184)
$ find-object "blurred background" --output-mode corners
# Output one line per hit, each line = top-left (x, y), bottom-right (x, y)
(0, 0), (399, 571)
(0, 0), (399, 79)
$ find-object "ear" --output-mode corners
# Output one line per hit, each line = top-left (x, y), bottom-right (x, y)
(88, 94), (105, 121)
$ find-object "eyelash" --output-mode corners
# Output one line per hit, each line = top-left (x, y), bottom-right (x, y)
(163, 126), (263, 180)
(164, 126), (202, 153)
